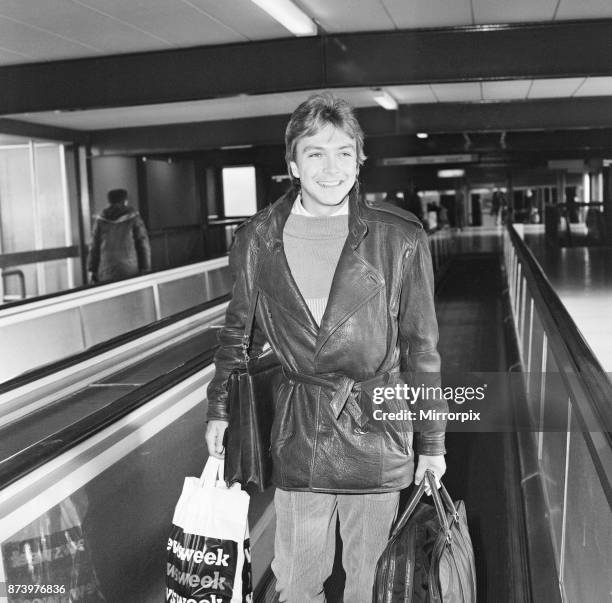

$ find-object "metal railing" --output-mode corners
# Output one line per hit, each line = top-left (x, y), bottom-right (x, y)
(503, 223), (612, 602)
(1, 269), (26, 301)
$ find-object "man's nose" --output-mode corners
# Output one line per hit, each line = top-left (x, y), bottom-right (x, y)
(323, 153), (338, 172)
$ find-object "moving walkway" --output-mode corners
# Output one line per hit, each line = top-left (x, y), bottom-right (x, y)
(0, 227), (609, 602)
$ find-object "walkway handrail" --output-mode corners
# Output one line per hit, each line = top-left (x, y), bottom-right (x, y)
(0, 256), (228, 318)
(506, 223), (612, 506)
(0, 346), (217, 493)
(0, 293), (229, 396)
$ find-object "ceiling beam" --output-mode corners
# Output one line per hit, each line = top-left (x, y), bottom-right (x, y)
(0, 118), (89, 143)
(2, 20), (612, 115)
(90, 98), (612, 155)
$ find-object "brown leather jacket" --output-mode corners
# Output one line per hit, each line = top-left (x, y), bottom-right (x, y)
(206, 188), (446, 493)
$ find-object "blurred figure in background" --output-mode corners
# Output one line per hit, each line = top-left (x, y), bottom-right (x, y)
(404, 184), (424, 223)
(87, 188), (151, 284)
(491, 188), (503, 226)
(455, 190), (466, 231)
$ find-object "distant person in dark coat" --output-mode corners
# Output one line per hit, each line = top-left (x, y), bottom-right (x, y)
(87, 188), (151, 283)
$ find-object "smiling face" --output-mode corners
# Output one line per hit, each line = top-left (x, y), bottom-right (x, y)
(290, 124), (358, 216)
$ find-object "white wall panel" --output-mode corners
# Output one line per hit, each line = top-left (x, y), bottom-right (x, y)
(528, 78), (586, 99)
(388, 84), (438, 104)
(431, 82), (482, 102)
(482, 80), (531, 101)
(573, 76), (612, 97)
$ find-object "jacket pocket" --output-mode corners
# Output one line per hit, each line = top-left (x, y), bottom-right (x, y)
(271, 380), (295, 447)
(384, 398), (413, 458)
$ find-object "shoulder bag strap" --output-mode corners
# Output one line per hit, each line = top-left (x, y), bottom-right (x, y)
(241, 248), (264, 363)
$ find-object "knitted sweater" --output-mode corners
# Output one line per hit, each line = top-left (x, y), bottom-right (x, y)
(283, 203), (349, 325)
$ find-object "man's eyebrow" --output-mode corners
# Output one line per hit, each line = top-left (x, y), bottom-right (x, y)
(301, 144), (355, 151)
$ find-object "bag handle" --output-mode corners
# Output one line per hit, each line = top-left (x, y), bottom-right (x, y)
(389, 477), (428, 539)
(201, 457), (243, 491)
(200, 457), (225, 487)
(437, 479), (460, 525)
(425, 470), (451, 537)
(389, 470), (452, 540)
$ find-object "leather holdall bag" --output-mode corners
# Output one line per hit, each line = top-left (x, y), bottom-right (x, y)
(373, 470), (477, 602)
(224, 285), (281, 493)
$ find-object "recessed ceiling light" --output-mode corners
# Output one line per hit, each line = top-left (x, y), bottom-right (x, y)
(372, 88), (398, 111)
(417, 132), (429, 139)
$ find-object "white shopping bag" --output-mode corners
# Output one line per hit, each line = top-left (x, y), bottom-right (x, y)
(166, 457), (252, 603)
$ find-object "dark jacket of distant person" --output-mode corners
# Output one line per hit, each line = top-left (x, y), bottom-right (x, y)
(206, 187), (446, 493)
(87, 198), (151, 283)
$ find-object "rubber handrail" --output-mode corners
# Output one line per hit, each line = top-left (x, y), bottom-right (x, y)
(0, 348), (217, 492)
(0, 293), (230, 395)
(0, 256), (228, 311)
(507, 223), (612, 505)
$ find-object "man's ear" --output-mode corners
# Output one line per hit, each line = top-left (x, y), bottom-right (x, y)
(290, 161), (300, 180)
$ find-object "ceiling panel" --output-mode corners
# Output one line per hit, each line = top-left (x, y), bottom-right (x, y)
(0, 13), (102, 62)
(573, 76), (612, 96)
(387, 84), (438, 104)
(528, 77), (586, 98)
(298, 0), (395, 33)
(0, 0), (291, 66)
(472, 0), (557, 24)
(10, 75), (612, 132)
(0, 0), (171, 59)
(0, 0), (611, 69)
(8, 88), (379, 131)
(482, 80), (531, 100)
(555, 0), (612, 20)
(430, 82), (482, 102)
(76, 0), (247, 46)
(187, 0), (291, 40)
(383, 0), (473, 29)
(0, 44), (35, 64)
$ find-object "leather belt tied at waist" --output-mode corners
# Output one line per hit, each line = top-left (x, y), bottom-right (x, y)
(282, 368), (397, 429)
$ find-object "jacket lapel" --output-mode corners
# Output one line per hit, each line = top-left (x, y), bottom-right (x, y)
(255, 194), (319, 336)
(314, 190), (384, 357)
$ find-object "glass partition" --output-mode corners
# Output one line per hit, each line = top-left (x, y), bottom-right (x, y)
(0, 138), (76, 302)
(503, 225), (612, 601)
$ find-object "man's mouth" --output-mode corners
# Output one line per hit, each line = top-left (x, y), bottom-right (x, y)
(318, 180), (343, 187)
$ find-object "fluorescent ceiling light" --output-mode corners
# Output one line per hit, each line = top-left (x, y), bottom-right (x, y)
(438, 169), (465, 178)
(250, 0), (317, 36)
(417, 132), (429, 139)
(372, 89), (398, 111)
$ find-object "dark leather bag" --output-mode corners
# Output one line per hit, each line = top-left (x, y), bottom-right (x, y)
(373, 471), (477, 602)
(224, 287), (281, 493)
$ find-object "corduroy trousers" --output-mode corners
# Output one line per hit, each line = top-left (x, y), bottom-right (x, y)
(272, 489), (399, 602)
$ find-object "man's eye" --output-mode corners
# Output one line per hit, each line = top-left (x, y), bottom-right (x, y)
(340, 151), (354, 157)
(308, 152), (323, 158)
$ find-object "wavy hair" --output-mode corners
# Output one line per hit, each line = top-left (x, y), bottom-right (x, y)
(284, 92), (366, 187)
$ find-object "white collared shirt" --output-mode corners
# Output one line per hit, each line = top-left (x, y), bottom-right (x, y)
(291, 194), (349, 217)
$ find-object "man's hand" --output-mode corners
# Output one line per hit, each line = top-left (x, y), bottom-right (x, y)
(414, 454), (446, 495)
(205, 420), (229, 459)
